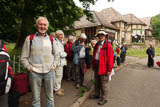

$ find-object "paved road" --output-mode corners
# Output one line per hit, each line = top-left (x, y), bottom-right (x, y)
(83, 58), (160, 107)
(0, 94), (8, 107)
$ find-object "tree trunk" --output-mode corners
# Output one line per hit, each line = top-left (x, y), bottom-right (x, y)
(15, 0), (35, 49)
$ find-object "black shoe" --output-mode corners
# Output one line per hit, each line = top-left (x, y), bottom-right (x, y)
(97, 100), (107, 105)
(90, 94), (100, 99)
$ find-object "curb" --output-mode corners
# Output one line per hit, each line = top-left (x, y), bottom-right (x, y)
(70, 56), (143, 107)
(70, 61), (132, 107)
(70, 86), (94, 107)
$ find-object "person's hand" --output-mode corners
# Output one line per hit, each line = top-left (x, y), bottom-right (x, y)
(85, 45), (89, 48)
(52, 66), (56, 71)
(29, 69), (32, 73)
(107, 71), (111, 76)
(80, 42), (85, 46)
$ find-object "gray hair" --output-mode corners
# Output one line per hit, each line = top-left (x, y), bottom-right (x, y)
(56, 30), (64, 37)
(36, 16), (49, 26)
(68, 35), (74, 41)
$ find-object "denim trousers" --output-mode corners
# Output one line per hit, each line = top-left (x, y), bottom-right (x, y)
(29, 71), (54, 107)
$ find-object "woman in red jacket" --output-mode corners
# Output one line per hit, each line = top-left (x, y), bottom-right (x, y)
(91, 29), (114, 105)
(64, 35), (74, 80)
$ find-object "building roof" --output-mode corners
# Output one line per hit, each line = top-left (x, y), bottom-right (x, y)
(74, 7), (126, 30)
(141, 17), (152, 30)
(74, 7), (146, 30)
(74, 11), (101, 29)
(98, 7), (126, 23)
(123, 14), (146, 25)
(94, 11), (118, 29)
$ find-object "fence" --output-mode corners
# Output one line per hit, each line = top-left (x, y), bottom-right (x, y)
(10, 54), (27, 73)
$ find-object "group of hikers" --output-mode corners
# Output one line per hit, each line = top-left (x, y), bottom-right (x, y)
(0, 16), (128, 107)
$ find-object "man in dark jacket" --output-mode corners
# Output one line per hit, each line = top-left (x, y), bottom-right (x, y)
(120, 43), (128, 63)
(91, 29), (114, 105)
(146, 43), (155, 67)
(72, 33), (90, 89)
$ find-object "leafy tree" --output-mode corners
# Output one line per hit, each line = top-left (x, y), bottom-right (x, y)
(0, 0), (23, 42)
(0, 0), (113, 48)
(152, 14), (160, 40)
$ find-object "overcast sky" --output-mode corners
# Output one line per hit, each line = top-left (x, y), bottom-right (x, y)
(74, 0), (160, 18)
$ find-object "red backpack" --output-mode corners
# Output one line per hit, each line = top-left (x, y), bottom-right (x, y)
(12, 72), (29, 95)
(116, 47), (120, 54)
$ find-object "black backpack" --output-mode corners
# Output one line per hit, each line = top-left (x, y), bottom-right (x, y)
(0, 40), (11, 96)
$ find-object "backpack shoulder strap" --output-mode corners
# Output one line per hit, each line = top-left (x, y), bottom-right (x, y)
(49, 35), (54, 54)
(49, 35), (54, 42)
(29, 34), (35, 40)
(29, 34), (35, 56)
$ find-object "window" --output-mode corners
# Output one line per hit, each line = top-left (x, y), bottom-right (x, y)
(85, 27), (96, 40)
(132, 30), (144, 43)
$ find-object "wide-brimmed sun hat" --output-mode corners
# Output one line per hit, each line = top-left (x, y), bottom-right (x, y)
(95, 29), (108, 37)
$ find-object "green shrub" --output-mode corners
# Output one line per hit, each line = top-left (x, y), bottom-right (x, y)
(6, 43), (15, 54)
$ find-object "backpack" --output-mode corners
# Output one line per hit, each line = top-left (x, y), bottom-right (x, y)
(116, 47), (120, 54)
(0, 40), (11, 96)
(12, 72), (29, 95)
(29, 34), (54, 54)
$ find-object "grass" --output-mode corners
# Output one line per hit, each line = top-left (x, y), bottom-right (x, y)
(6, 43), (16, 54)
(77, 87), (88, 97)
(132, 42), (145, 45)
(127, 48), (147, 58)
(127, 46), (160, 58)
(6, 43), (22, 55)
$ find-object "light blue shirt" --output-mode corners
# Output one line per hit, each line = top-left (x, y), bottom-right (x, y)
(95, 40), (105, 60)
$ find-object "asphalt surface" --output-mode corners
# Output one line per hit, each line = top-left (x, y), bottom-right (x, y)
(0, 94), (8, 107)
(83, 57), (160, 107)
